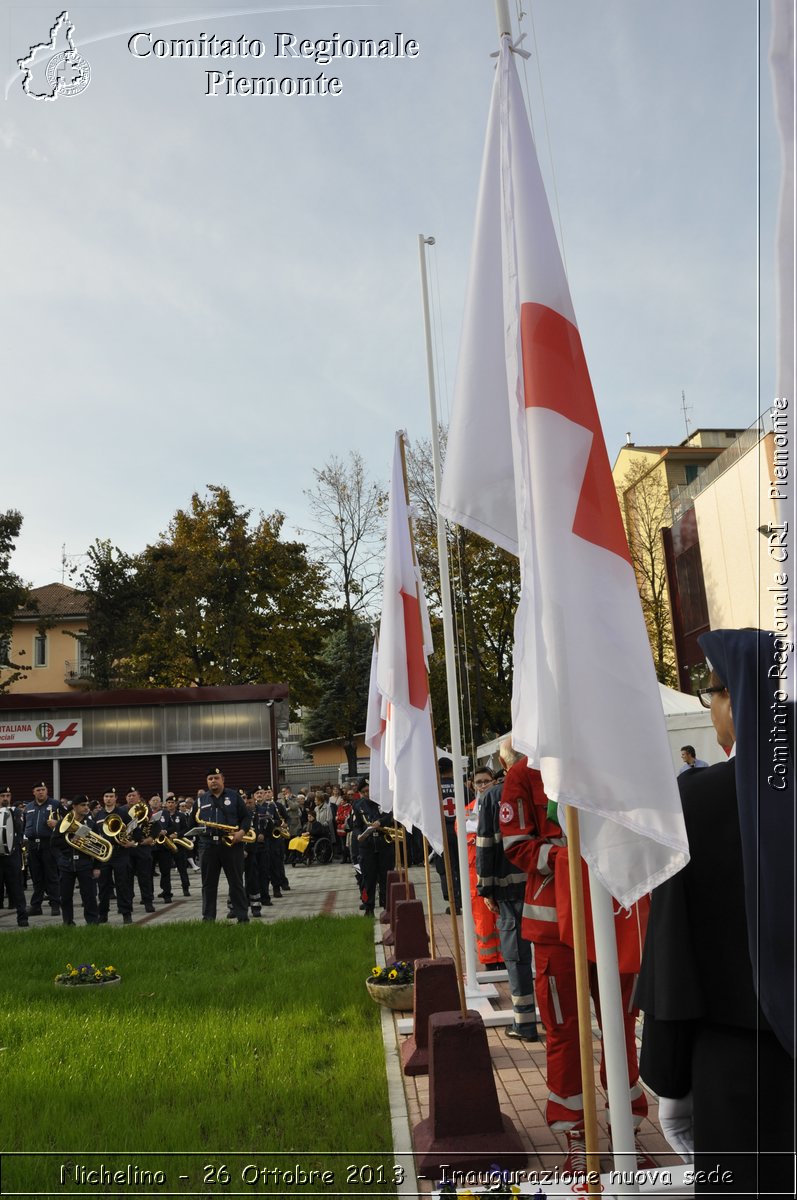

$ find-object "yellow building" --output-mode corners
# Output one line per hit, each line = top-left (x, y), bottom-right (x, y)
(0, 583), (90, 694)
(612, 431), (741, 687)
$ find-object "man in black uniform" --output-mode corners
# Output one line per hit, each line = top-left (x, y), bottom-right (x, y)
(51, 794), (102, 925)
(0, 784), (28, 927)
(193, 768), (251, 923)
(95, 788), (135, 925)
(260, 785), (287, 896)
(435, 757), (461, 914)
(23, 780), (61, 917)
(244, 790), (273, 916)
(124, 787), (156, 912)
(164, 794), (192, 896)
(352, 787), (394, 916)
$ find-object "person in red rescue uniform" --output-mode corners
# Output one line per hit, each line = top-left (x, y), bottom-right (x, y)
(500, 751), (650, 1175)
(458, 766), (503, 967)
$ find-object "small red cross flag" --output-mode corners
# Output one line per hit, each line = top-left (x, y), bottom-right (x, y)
(376, 432), (443, 853)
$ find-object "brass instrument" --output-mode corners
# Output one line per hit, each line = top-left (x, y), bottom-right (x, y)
(359, 820), (400, 843)
(155, 831), (178, 852)
(193, 815), (256, 847)
(102, 812), (134, 847)
(171, 833), (195, 851)
(59, 812), (113, 863)
(128, 801), (151, 840)
(271, 820), (291, 840)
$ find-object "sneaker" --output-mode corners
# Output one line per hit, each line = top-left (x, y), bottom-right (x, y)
(505, 1026), (539, 1042)
(562, 1129), (589, 1180)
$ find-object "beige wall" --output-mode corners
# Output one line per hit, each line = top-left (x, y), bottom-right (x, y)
(308, 736), (369, 767)
(1, 619), (86, 694)
(695, 437), (778, 629)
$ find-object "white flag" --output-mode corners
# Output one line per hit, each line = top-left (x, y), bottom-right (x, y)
(439, 42), (688, 905)
(364, 634), (392, 812)
(376, 432), (443, 853)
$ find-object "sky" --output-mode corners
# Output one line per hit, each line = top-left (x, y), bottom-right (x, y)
(1, 0), (784, 589)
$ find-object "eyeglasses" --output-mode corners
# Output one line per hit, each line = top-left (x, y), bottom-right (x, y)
(697, 685), (727, 709)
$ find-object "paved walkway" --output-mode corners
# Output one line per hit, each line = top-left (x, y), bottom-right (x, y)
(2, 858), (674, 1193)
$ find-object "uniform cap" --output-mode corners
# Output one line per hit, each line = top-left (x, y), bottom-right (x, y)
(32, 781), (48, 789)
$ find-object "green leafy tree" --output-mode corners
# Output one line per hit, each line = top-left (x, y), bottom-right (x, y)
(301, 618), (374, 766)
(0, 510), (29, 692)
(122, 486), (326, 700)
(71, 540), (149, 689)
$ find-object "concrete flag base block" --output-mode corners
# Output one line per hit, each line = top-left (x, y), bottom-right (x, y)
(401, 957), (460, 1076)
(382, 882), (417, 946)
(393, 898), (430, 961)
(413, 1010), (526, 1177)
(380, 870), (401, 923)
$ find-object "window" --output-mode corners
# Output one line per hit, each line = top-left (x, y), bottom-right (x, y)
(34, 633), (47, 668)
(684, 464), (700, 485)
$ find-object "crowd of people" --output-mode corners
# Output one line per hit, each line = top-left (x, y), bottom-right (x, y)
(0, 774), (402, 927)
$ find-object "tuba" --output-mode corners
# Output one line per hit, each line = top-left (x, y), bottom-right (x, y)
(59, 812), (113, 863)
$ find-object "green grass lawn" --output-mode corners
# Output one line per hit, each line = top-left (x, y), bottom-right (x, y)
(0, 917), (401, 1197)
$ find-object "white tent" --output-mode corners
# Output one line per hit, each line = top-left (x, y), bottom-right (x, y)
(477, 684), (725, 776)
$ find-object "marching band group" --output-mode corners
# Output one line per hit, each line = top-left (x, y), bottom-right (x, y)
(0, 770), (399, 928)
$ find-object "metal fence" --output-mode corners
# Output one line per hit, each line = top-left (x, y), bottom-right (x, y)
(670, 411), (772, 521)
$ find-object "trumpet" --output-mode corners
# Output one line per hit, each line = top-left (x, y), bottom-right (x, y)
(193, 816), (256, 847)
(59, 812), (113, 863)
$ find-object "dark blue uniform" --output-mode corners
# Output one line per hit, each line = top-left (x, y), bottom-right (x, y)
(193, 787), (251, 922)
(0, 802), (28, 926)
(23, 797), (61, 913)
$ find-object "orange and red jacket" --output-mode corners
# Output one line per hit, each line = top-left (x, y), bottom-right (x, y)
(499, 755), (567, 944)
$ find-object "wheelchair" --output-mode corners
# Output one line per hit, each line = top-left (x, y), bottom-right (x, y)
(287, 832), (333, 866)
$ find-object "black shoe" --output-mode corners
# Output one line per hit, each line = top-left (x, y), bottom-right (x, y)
(144, 904), (155, 913)
(505, 1027), (539, 1042)
(50, 905), (61, 915)
(18, 919), (29, 928)
(251, 907), (262, 917)
(363, 909), (374, 916)
(26, 908), (43, 917)
(182, 888), (191, 896)
(262, 898), (272, 906)
(98, 915), (108, 924)
(281, 883), (290, 891)
(162, 896), (173, 903)
(272, 890), (282, 898)
(123, 915), (133, 925)
(226, 913), (236, 920)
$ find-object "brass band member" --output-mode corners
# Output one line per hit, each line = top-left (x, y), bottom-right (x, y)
(192, 768), (252, 923)
(97, 788), (135, 925)
(51, 795), (102, 926)
(0, 784), (28, 927)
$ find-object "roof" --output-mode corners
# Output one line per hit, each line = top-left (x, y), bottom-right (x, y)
(15, 583), (88, 620)
(0, 683), (290, 712)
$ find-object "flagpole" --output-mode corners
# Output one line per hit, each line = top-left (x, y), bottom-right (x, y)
(589, 868), (637, 1179)
(423, 837), (436, 958)
(398, 430), (467, 1015)
(564, 806), (601, 1195)
(417, 233), (482, 997)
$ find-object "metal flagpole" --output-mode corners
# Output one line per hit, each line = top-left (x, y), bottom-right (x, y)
(417, 233), (483, 998)
(398, 430), (466, 1015)
(590, 868), (637, 1182)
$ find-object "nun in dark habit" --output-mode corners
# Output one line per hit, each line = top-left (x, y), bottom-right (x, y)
(636, 628), (794, 1196)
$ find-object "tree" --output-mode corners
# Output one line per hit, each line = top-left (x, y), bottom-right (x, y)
(301, 618), (374, 770)
(617, 460), (678, 686)
(122, 486), (326, 701)
(405, 435), (519, 752)
(0, 510), (29, 692)
(71, 540), (149, 689)
(304, 452), (386, 773)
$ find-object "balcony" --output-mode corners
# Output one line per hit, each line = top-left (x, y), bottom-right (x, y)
(64, 658), (93, 686)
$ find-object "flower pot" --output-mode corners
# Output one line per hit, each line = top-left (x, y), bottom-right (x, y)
(366, 977), (414, 1011)
(55, 977), (121, 989)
